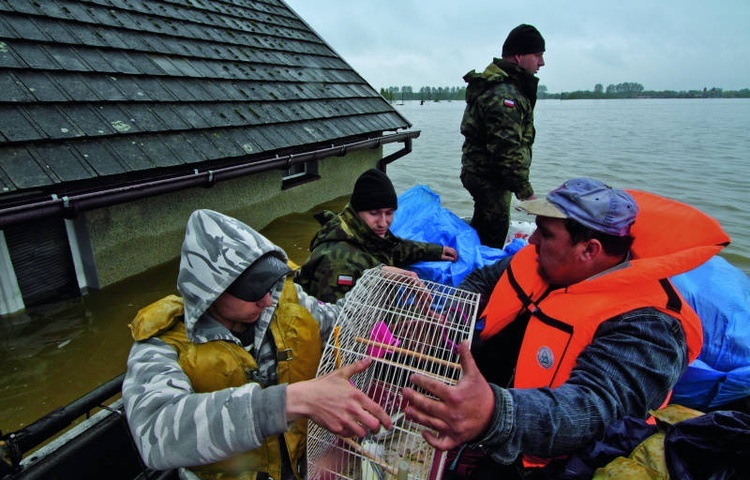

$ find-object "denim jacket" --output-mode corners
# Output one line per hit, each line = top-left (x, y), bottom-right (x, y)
(458, 257), (689, 465)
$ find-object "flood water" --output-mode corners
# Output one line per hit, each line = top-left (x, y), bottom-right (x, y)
(2, 98), (748, 434)
(0, 197), (347, 434)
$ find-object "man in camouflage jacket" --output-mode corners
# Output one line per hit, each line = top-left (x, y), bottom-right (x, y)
(296, 169), (456, 303)
(294, 203), (449, 303)
(460, 24), (546, 248)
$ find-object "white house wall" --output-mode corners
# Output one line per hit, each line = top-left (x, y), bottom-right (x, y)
(0, 230), (24, 316)
(86, 153), (377, 288)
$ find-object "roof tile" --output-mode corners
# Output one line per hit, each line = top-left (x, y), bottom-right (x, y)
(0, 0), (411, 197)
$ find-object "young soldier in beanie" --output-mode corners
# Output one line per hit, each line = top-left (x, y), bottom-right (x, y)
(349, 168), (398, 212)
(460, 23), (546, 248)
(295, 168), (458, 302)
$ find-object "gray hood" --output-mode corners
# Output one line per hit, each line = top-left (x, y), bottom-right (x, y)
(176, 209), (288, 343)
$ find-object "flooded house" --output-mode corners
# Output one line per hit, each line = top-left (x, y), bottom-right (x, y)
(0, 0), (418, 316)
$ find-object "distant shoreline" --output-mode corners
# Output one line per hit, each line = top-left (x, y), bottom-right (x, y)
(381, 85), (750, 102)
(543, 90), (750, 100)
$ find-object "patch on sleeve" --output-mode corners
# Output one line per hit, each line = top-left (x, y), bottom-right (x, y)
(336, 275), (354, 286)
(503, 99), (515, 108)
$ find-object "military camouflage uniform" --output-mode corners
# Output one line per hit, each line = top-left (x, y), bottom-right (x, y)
(460, 57), (539, 248)
(294, 204), (445, 303)
(122, 209), (345, 479)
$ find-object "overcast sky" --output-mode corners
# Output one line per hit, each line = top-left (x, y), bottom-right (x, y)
(284, 0), (750, 93)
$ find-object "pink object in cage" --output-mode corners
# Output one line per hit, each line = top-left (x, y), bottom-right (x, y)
(367, 321), (400, 358)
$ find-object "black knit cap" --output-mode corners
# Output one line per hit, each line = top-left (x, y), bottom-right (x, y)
(226, 253), (292, 302)
(502, 24), (545, 57)
(350, 168), (398, 212)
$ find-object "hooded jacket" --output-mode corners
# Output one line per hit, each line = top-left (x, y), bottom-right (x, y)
(294, 204), (444, 302)
(122, 210), (343, 479)
(460, 57), (539, 199)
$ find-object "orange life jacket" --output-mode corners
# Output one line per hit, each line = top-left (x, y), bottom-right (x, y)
(478, 189), (728, 467)
(480, 245), (704, 389)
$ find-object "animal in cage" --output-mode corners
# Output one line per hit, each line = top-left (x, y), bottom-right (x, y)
(307, 268), (480, 480)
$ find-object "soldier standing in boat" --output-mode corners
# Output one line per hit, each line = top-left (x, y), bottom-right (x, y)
(460, 24), (546, 248)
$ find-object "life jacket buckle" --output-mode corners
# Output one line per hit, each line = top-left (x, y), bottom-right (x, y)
(277, 348), (294, 361)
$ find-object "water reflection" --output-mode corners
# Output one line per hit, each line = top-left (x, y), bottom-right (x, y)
(0, 195), (347, 433)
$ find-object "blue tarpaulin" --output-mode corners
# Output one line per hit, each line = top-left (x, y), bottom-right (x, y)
(671, 256), (750, 410)
(391, 185), (523, 286)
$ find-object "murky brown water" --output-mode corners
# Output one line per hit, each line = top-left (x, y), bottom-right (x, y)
(0, 196), (347, 434)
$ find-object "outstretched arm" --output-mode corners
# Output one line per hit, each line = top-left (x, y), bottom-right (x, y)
(286, 357), (393, 438)
(123, 339), (267, 470)
(286, 358), (393, 437)
(124, 340), (393, 470)
(458, 256), (512, 313)
(391, 238), (447, 265)
(402, 309), (689, 464)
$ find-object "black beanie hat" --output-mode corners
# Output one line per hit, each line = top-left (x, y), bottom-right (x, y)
(350, 168), (398, 212)
(226, 253), (292, 302)
(502, 24), (545, 57)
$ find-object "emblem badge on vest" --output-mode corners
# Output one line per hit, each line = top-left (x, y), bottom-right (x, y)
(337, 275), (354, 286)
(537, 346), (554, 369)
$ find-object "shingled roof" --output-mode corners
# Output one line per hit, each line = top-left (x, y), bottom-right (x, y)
(0, 0), (412, 211)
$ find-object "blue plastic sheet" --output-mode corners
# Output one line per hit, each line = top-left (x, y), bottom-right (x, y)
(391, 185), (523, 286)
(671, 256), (750, 410)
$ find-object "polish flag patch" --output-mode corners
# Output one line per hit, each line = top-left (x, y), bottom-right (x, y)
(503, 99), (515, 108)
(337, 275), (354, 286)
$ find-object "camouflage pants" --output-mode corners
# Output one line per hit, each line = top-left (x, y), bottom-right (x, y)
(461, 170), (511, 249)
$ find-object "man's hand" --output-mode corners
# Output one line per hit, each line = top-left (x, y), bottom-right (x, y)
(441, 246), (459, 262)
(401, 341), (495, 451)
(380, 265), (419, 280)
(286, 357), (393, 438)
(379, 265), (433, 310)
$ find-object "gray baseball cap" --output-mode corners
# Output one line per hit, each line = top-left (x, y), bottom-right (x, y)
(226, 253), (292, 302)
(518, 177), (638, 237)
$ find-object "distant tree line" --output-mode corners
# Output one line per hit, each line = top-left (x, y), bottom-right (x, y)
(379, 86), (466, 102)
(380, 83), (750, 101)
(541, 83), (750, 99)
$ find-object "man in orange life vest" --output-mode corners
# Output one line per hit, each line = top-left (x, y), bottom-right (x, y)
(401, 177), (730, 478)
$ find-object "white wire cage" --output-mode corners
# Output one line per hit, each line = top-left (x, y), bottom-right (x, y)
(306, 268), (480, 480)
